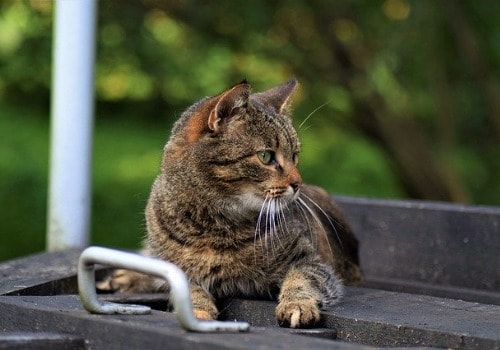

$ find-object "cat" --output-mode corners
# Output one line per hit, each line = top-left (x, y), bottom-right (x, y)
(99, 78), (362, 328)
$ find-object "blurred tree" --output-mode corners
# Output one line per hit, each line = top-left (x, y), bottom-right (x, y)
(1, 0), (499, 260)
(1, 0), (498, 203)
(145, 0), (499, 203)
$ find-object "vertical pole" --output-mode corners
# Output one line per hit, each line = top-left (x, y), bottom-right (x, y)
(47, 0), (97, 251)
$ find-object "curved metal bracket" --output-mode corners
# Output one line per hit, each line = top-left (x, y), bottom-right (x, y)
(78, 246), (250, 332)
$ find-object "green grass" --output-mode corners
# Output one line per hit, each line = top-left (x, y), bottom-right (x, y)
(0, 106), (49, 261)
(0, 104), (169, 261)
(89, 117), (168, 250)
(0, 102), (404, 262)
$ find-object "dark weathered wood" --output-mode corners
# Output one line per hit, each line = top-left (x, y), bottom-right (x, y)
(0, 249), (109, 296)
(1, 290), (498, 349)
(362, 276), (500, 306)
(220, 288), (500, 349)
(0, 249), (83, 296)
(1, 196), (499, 349)
(326, 287), (500, 349)
(335, 196), (500, 303)
(0, 332), (86, 350)
(0, 295), (369, 350)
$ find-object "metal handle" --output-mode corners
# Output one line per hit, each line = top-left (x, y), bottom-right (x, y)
(78, 246), (250, 332)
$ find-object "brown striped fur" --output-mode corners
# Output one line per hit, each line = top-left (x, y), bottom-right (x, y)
(100, 78), (362, 328)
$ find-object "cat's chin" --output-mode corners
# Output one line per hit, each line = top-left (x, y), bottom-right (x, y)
(231, 190), (297, 214)
(233, 192), (265, 212)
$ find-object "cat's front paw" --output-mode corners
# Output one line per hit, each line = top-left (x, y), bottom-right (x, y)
(96, 269), (156, 293)
(275, 299), (321, 328)
(193, 309), (214, 320)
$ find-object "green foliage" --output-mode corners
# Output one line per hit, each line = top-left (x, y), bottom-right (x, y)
(90, 118), (167, 249)
(1, 0), (499, 261)
(0, 104), (49, 260)
(299, 127), (404, 198)
(0, 104), (168, 261)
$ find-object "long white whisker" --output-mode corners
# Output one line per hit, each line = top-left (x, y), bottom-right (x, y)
(301, 193), (343, 249)
(298, 124), (313, 133)
(254, 195), (269, 263)
(270, 199), (279, 259)
(281, 199), (292, 236)
(267, 199), (273, 253)
(273, 198), (286, 250)
(264, 196), (271, 263)
(298, 100), (332, 130)
(295, 197), (321, 249)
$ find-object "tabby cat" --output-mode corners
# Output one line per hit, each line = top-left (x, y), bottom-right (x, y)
(101, 78), (362, 328)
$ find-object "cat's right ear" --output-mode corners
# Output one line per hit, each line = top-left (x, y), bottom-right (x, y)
(181, 82), (250, 144)
(207, 82), (250, 133)
(250, 78), (298, 115)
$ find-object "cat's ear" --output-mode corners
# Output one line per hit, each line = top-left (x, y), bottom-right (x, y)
(181, 82), (250, 144)
(250, 78), (298, 115)
(207, 81), (250, 133)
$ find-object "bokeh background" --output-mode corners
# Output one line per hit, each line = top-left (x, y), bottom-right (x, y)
(1, 0), (499, 261)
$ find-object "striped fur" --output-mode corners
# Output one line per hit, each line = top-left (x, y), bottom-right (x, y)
(101, 79), (362, 328)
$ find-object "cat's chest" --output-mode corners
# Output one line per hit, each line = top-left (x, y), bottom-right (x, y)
(175, 244), (273, 286)
(179, 244), (256, 277)
(161, 231), (293, 297)
(190, 250), (276, 298)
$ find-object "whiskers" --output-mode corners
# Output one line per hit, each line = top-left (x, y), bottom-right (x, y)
(295, 193), (342, 252)
(254, 195), (289, 264)
(297, 100), (332, 131)
(253, 191), (342, 264)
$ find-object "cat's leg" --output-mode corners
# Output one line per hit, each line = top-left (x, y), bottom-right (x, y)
(276, 263), (344, 328)
(97, 271), (218, 320)
(190, 284), (218, 320)
(97, 269), (164, 293)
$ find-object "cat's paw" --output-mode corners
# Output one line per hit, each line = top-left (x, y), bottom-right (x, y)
(193, 309), (214, 320)
(96, 269), (152, 293)
(275, 299), (321, 328)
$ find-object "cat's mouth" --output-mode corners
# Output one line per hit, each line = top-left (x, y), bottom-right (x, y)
(264, 185), (302, 204)
(234, 186), (298, 213)
(265, 186), (294, 198)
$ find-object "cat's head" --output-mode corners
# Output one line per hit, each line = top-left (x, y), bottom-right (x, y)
(164, 78), (302, 214)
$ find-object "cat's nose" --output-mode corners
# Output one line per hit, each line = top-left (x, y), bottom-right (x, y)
(290, 181), (301, 193)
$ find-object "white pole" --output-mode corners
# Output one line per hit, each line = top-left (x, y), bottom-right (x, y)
(47, 0), (97, 251)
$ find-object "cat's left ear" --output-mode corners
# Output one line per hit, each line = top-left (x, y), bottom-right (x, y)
(208, 81), (250, 133)
(250, 77), (298, 115)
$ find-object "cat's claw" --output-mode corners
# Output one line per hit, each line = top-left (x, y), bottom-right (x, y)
(290, 309), (301, 328)
(275, 299), (321, 328)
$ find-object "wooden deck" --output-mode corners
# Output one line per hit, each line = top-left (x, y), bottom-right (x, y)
(1, 196), (499, 349)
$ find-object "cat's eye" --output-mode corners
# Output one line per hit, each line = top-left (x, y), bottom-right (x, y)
(292, 153), (299, 164)
(257, 150), (274, 165)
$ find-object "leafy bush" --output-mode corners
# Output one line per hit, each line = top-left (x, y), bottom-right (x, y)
(1, 0), (499, 261)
